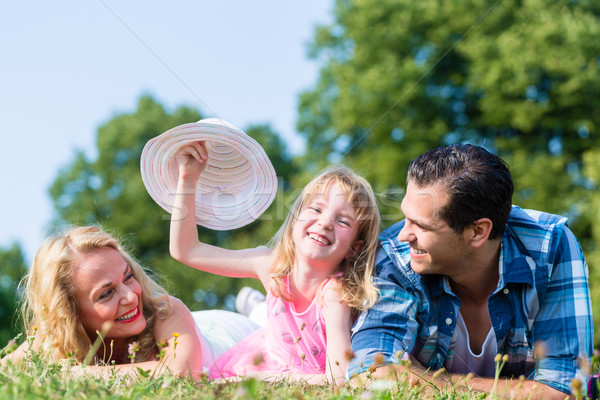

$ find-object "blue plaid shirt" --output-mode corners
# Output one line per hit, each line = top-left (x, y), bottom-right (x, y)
(349, 206), (593, 394)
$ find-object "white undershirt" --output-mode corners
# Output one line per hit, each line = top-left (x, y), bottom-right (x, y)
(446, 312), (497, 377)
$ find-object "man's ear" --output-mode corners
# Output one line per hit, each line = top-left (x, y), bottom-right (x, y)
(347, 240), (365, 260)
(467, 218), (493, 248)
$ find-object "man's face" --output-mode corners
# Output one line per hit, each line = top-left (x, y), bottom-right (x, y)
(397, 181), (469, 276)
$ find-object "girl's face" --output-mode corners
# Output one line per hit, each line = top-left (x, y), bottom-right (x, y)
(72, 247), (146, 341)
(292, 182), (363, 273)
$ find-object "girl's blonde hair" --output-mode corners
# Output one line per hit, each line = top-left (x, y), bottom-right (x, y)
(269, 165), (380, 310)
(20, 225), (171, 363)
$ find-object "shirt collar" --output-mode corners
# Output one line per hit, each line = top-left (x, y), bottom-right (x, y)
(497, 227), (535, 287)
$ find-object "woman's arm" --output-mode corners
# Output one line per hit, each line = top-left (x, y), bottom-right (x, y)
(169, 141), (272, 286)
(1, 334), (41, 365)
(352, 362), (570, 400)
(67, 297), (203, 378)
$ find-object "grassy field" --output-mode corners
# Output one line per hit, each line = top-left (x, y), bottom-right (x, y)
(0, 362), (486, 400)
(1, 338), (594, 400)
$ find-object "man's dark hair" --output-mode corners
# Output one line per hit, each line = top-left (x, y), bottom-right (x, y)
(407, 144), (513, 240)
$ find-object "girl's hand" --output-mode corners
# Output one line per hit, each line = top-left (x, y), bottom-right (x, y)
(176, 141), (208, 181)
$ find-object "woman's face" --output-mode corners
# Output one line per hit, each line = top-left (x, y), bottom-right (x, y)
(72, 247), (146, 341)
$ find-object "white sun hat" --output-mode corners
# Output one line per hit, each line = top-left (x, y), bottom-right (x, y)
(141, 118), (277, 230)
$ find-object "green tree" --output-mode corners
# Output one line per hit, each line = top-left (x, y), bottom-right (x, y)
(582, 149), (600, 345)
(0, 243), (27, 346)
(49, 95), (296, 309)
(299, 0), (600, 343)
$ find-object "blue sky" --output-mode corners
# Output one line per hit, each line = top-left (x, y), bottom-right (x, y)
(0, 1), (332, 262)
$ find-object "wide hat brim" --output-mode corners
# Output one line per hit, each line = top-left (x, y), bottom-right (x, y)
(141, 118), (277, 230)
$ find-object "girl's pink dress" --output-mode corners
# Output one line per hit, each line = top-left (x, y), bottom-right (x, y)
(209, 276), (338, 378)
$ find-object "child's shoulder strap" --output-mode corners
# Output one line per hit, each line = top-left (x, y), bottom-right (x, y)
(316, 273), (343, 307)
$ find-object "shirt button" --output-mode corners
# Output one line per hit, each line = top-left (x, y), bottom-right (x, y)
(503, 288), (509, 294)
(445, 318), (452, 325)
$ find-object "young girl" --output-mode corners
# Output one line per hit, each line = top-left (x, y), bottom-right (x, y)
(170, 142), (381, 385)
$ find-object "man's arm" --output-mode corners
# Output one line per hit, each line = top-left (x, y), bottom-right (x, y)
(351, 360), (573, 400)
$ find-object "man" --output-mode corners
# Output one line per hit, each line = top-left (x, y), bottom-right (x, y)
(349, 144), (593, 398)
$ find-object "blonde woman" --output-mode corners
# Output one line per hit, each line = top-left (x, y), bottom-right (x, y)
(3, 226), (258, 377)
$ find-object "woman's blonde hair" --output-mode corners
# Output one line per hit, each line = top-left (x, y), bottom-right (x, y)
(20, 225), (171, 363)
(269, 165), (380, 310)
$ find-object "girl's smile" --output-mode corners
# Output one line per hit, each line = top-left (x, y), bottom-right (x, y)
(292, 182), (363, 273)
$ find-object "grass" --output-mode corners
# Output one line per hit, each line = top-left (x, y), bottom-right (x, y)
(1, 336), (596, 400)
(0, 362), (478, 400)
(0, 343), (475, 400)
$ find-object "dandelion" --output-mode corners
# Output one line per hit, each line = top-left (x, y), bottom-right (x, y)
(101, 321), (113, 335)
(252, 352), (265, 366)
(26, 326), (39, 347)
(300, 322), (306, 331)
(373, 353), (385, 366)
(128, 341), (140, 363)
(360, 390), (374, 399)
(578, 354), (591, 376)
(533, 340), (547, 360)
(172, 332), (180, 357)
(345, 349), (355, 362)
(369, 380), (396, 391)
(432, 367), (446, 380)
(368, 364), (377, 374)
(108, 339), (114, 362)
(492, 354), (508, 395)
(300, 353), (306, 361)
(571, 378), (583, 400)
(156, 339), (168, 361)
(518, 374), (525, 390)
(5, 339), (17, 354)
(295, 336), (302, 343)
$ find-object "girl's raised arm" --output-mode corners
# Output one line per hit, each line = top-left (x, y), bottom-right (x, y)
(169, 142), (271, 285)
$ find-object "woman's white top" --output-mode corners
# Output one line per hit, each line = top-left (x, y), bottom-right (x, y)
(192, 310), (260, 370)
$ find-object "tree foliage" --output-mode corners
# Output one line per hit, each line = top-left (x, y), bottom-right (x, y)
(49, 95), (296, 309)
(298, 0), (600, 343)
(0, 243), (27, 345)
